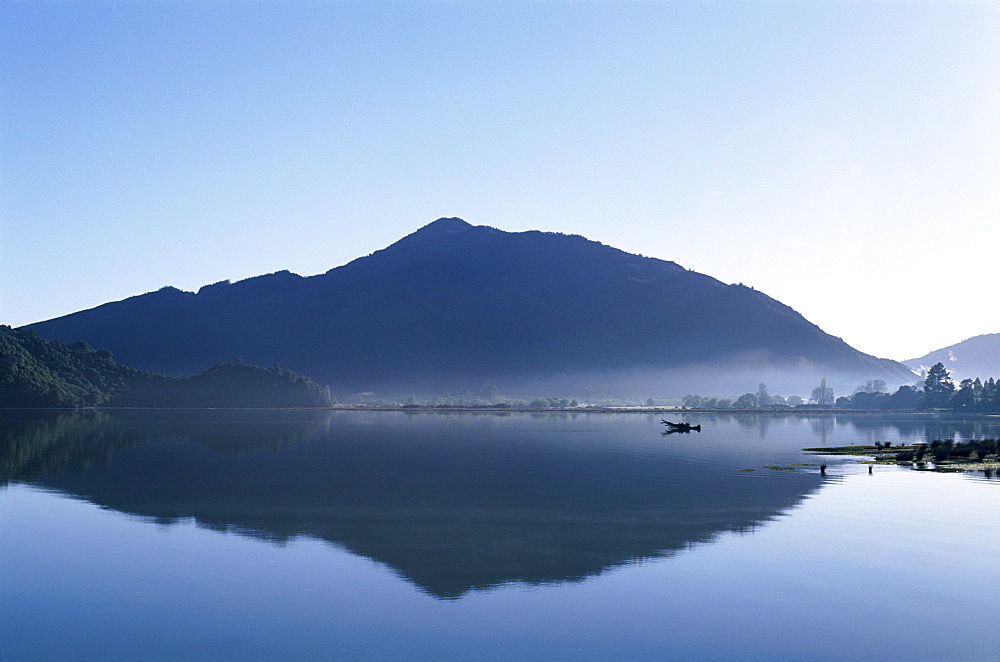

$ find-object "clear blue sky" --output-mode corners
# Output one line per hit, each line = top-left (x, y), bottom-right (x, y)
(3, 1), (997, 361)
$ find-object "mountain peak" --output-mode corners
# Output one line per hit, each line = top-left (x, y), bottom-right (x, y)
(414, 217), (473, 235)
(374, 217), (477, 256)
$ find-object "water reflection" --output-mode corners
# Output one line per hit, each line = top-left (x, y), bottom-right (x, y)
(3, 409), (997, 599)
(1, 409), (332, 484)
(965, 467), (1000, 483)
(676, 411), (1000, 446)
(1, 409), (822, 599)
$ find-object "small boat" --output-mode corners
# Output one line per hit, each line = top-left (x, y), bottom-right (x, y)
(661, 420), (702, 433)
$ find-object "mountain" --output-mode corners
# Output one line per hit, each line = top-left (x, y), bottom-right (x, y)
(0, 325), (330, 408)
(24, 218), (914, 399)
(905, 333), (1000, 381)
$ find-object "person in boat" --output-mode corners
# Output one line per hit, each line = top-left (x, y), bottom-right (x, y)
(661, 420), (701, 432)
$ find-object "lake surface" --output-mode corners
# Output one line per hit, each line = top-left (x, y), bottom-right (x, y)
(2, 409), (999, 660)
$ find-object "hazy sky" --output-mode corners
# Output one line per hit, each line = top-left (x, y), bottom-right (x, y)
(3, 1), (997, 361)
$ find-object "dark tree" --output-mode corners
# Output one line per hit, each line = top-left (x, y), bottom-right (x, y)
(951, 378), (979, 410)
(923, 362), (955, 408)
(855, 379), (888, 395)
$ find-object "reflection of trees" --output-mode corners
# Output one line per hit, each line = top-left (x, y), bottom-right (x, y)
(529, 412), (572, 421)
(691, 413), (736, 425)
(0, 410), (332, 485)
(837, 415), (925, 442)
(920, 418), (997, 444)
(660, 412), (1000, 447)
(668, 412), (1000, 447)
(836, 414), (1000, 445)
(808, 416), (835, 445)
(732, 414), (759, 432)
(715, 413), (774, 438)
(0, 410), (139, 485)
(756, 415), (772, 438)
(162, 410), (332, 454)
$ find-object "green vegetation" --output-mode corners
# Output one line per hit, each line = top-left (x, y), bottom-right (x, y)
(803, 438), (1000, 472)
(1, 326), (331, 408)
(0, 326), (136, 406)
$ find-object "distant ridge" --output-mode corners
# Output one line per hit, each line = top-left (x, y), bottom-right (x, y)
(25, 218), (915, 398)
(905, 333), (1000, 381)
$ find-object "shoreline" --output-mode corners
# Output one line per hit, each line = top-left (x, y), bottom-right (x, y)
(2, 406), (995, 416)
(803, 443), (1000, 473)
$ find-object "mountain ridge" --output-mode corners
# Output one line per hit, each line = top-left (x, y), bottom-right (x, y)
(905, 333), (1000, 381)
(24, 218), (914, 398)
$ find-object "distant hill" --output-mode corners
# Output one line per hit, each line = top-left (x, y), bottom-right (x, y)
(905, 333), (1000, 381)
(24, 218), (914, 399)
(0, 326), (330, 408)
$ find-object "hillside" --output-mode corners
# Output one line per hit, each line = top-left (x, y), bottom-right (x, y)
(24, 218), (914, 399)
(0, 326), (330, 408)
(905, 333), (1000, 381)
(0, 325), (136, 407)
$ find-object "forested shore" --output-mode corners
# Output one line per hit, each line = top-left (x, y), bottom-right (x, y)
(0, 326), (330, 408)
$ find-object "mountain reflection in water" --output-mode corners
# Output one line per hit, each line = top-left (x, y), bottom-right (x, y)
(10, 409), (980, 599)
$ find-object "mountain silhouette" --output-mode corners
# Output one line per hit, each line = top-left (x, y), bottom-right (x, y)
(905, 333), (1000, 382)
(24, 218), (913, 398)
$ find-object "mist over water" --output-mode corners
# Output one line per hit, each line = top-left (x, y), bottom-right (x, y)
(395, 362), (919, 405)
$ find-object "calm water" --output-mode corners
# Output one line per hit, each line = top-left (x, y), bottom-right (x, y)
(2, 409), (998, 660)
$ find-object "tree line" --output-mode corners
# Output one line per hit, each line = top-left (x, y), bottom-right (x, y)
(681, 364), (1000, 413)
(682, 382), (805, 410)
(0, 326), (331, 408)
(835, 362), (1000, 413)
